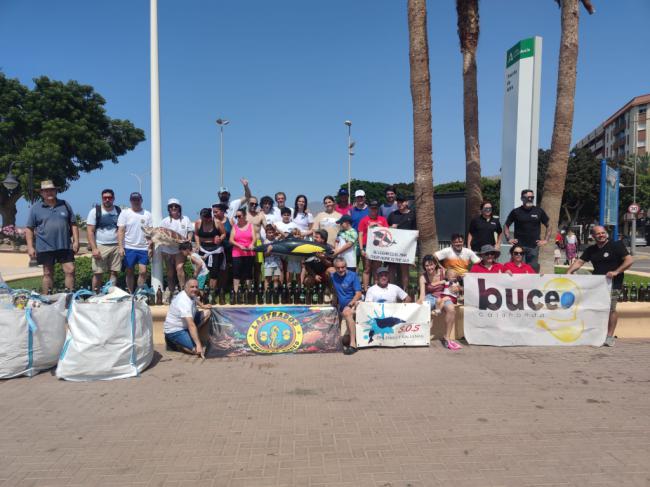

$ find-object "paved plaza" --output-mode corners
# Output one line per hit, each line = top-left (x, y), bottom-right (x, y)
(1, 340), (650, 487)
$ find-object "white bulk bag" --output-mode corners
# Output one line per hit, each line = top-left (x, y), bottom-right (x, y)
(56, 297), (154, 381)
(0, 294), (67, 379)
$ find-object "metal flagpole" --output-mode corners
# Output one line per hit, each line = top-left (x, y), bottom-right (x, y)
(150, 0), (163, 291)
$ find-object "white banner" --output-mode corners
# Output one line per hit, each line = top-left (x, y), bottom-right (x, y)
(463, 274), (610, 347)
(366, 227), (419, 264)
(356, 302), (430, 348)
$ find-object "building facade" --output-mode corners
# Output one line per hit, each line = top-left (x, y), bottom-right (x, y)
(576, 93), (649, 161)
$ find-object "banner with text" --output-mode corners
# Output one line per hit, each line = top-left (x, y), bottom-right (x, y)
(464, 274), (610, 346)
(366, 227), (419, 264)
(207, 306), (342, 357)
(356, 302), (430, 348)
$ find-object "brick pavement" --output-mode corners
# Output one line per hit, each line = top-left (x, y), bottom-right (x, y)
(1, 340), (650, 487)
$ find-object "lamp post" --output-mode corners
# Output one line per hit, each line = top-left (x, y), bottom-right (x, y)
(216, 118), (230, 187)
(150, 0), (163, 291)
(344, 120), (353, 196)
(2, 163), (19, 192)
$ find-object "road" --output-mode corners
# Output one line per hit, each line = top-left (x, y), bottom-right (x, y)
(629, 245), (650, 273)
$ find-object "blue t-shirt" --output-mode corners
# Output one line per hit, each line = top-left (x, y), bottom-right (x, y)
(330, 270), (361, 309)
(26, 199), (75, 253)
(349, 206), (369, 231)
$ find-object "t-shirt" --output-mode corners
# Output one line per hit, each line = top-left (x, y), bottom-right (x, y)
(387, 210), (416, 230)
(330, 270), (362, 308)
(335, 204), (352, 215)
(434, 247), (480, 276)
(357, 215), (388, 246)
(117, 208), (153, 250)
(263, 237), (282, 268)
(292, 212), (314, 233)
(160, 215), (193, 254)
(380, 202), (398, 219)
(505, 206), (549, 248)
(468, 216), (502, 252)
(580, 240), (629, 289)
(275, 220), (299, 237)
(336, 228), (358, 268)
(26, 199), (75, 253)
(225, 198), (246, 220)
(272, 206), (294, 221)
(503, 261), (536, 274)
(86, 206), (120, 245)
(349, 205), (369, 231)
(190, 253), (209, 278)
(313, 211), (342, 246)
(364, 283), (408, 303)
(163, 291), (197, 334)
(470, 262), (504, 273)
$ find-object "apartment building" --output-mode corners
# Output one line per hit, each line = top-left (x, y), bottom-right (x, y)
(576, 93), (649, 161)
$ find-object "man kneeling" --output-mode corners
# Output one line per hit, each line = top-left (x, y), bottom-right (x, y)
(164, 279), (211, 357)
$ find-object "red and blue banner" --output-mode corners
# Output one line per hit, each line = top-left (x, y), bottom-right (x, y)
(207, 305), (342, 357)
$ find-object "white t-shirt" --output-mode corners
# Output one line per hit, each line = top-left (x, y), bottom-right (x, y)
(160, 215), (193, 254)
(86, 206), (119, 245)
(434, 246), (480, 275)
(335, 232), (357, 268)
(292, 212), (314, 233)
(117, 208), (153, 250)
(272, 206), (294, 221)
(190, 253), (209, 278)
(365, 283), (408, 303)
(226, 198), (245, 220)
(164, 291), (197, 334)
(275, 220), (299, 237)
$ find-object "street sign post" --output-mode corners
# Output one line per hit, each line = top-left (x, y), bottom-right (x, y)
(628, 203), (640, 215)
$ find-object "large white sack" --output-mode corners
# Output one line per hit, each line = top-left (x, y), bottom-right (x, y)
(0, 294), (67, 379)
(56, 298), (154, 381)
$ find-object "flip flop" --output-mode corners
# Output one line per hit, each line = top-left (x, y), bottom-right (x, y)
(447, 340), (463, 351)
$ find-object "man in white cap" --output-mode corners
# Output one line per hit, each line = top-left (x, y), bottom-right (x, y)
(117, 192), (153, 293)
(25, 180), (79, 293)
(349, 189), (369, 231)
(217, 177), (251, 220)
(364, 266), (412, 303)
(160, 198), (194, 290)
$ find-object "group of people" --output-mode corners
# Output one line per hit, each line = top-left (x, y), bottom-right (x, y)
(24, 180), (634, 356)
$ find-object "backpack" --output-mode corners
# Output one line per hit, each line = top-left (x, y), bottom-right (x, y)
(94, 205), (121, 231)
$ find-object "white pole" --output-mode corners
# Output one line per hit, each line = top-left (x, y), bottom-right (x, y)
(150, 0), (163, 291)
(345, 120), (352, 196)
(631, 115), (638, 257)
(220, 125), (224, 187)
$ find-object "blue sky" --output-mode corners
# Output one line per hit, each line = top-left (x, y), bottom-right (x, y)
(2, 0), (649, 224)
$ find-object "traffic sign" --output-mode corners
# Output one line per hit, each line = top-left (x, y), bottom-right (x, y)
(628, 203), (640, 214)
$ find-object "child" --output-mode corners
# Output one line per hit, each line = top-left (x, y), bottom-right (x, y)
(437, 268), (461, 312)
(274, 207), (302, 283)
(178, 241), (209, 290)
(262, 224), (283, 289)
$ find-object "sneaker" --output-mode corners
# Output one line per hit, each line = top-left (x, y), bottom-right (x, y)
(604, 336), (615, 347)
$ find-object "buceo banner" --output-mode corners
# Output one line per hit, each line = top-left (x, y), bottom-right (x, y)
(366, 227), (419, 264)
(356, 302), (430, 348)
(463, 274), (610, 346)
(206, 306), (342, 357)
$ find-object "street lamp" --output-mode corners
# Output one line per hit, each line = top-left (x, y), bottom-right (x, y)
(2, 163), (19, 191)
(344, 120), (353, 196)
(216, 118), (230, 187)
(130, 171), (149, 195)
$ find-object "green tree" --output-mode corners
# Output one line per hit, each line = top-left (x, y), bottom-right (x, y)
(0, 73), (145, 225)
(337, 179), (414, 204)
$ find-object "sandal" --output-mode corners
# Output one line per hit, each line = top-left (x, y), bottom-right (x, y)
(447, 340), (463, 351)
(343, 346), (358, 355)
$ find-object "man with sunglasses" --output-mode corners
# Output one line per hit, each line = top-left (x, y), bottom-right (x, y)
(504, 189), (550, 271)
(117, 192), (153, 293)
(217, 177), (251, 220)
(87, 189), (122, 290)
(467, 200), (502, 253)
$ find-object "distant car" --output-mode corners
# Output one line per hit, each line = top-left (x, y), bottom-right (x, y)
(634, 236), (647, 247)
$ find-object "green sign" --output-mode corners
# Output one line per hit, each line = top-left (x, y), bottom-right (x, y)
(506, 38), (535, 68)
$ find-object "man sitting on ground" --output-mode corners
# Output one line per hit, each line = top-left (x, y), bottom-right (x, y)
(364, 266), (412, 303)
(163, 279), (212, 357)
(328, 257), (362, 355)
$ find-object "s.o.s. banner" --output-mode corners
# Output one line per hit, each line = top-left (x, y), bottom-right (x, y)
(463, 274), (610, 346)
(206, 306), (342, 357)
(355, 302), (430, 348)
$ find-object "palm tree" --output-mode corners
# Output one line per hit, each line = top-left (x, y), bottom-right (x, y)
(539, 0), (594, 273)
(407, 0), (438, 255)
(456, 0), (482, 229)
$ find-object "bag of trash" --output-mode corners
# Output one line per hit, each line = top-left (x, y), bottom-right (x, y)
(0, 288), (67, 379)
(55, 289), (154, 381)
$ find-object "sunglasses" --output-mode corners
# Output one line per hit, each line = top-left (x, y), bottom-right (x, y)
(484, 252), (498, 257)
(102, 195), (114, 200)
(235, 215), (244, 219)
(169, 204), (180, 209)
(513, 251), (524, 256)
(482, 207), (492, 212)
(249, 202), (258, 207)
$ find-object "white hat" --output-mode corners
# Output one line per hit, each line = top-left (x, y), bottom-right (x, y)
(354, 189), (365, 197)
(167, 198), (181, 206)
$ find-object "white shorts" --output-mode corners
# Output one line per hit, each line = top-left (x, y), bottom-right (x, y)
(264, 265), (282, 277)
(284, 256), (302, 274)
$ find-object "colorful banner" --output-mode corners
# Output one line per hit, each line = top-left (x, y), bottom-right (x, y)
(207, 305), (342, 357)
(463, 274), (610, 346)
(366, 227), (419, 264)
(355, 302), (431, 348)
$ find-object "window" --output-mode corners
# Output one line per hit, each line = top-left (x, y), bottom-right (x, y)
(638, 122), (646, 131)
(638, 140), (646, 148)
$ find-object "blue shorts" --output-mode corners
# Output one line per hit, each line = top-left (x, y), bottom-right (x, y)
(124, 248), (149, 268)
(197, 274), (208, 289)
(424, 294), (438, 310)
